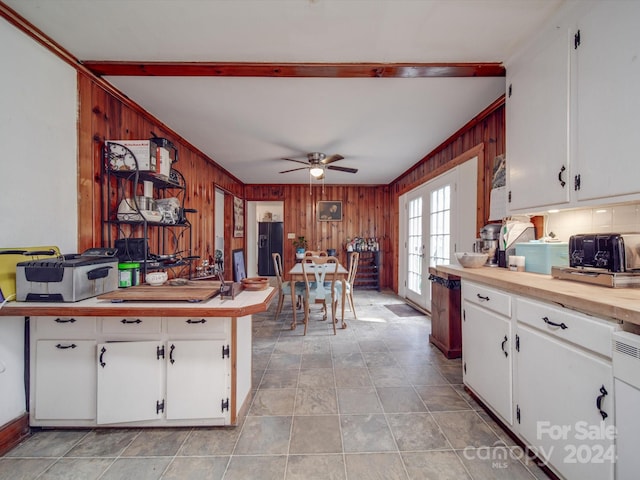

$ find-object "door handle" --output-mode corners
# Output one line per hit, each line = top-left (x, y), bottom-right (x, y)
(501, 335), (508, 357)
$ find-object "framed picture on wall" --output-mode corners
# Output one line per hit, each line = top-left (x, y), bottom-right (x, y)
(233, 196), (244, 237)
(317, 201), (342, 221)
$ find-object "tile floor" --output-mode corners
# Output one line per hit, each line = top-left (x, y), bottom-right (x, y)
(0, 289), (551, 480)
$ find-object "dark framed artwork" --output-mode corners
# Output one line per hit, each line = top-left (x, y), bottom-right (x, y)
(233, 196), (244, 238)
(232, 249), (246, 282)
(317, 201), (343, 221)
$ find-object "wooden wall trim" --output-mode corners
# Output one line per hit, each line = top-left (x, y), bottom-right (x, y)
(0, 414), (29, 456)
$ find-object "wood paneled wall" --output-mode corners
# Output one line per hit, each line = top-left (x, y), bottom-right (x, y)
(388, 96), (506, 292)
(77, 68), (504, 290)
(244, 184), (391, 286)
(77, 73), (244, 278)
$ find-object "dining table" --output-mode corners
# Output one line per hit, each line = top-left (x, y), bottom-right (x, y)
(288, 258), (350, 330)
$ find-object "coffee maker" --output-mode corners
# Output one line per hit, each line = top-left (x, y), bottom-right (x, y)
(476, 223), (501, 267)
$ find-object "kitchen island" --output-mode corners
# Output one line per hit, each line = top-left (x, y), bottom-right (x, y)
(1, 286), (276, 428)
(434, 264), (635, 480)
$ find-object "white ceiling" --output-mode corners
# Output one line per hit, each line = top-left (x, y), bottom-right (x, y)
(4, 0), (565, 185)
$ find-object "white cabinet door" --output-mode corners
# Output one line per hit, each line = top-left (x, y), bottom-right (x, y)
(506, 25), (572, 213)
(574, 1), (640, 203)
(516, 325), (614, 480)
(462, 302), (513, 424)
(34, 340), (96, 420)
(166, 340), (229, 421)
(97, 341), (164, 424)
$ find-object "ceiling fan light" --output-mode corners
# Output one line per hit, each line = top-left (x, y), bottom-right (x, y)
(310, 166), (324, 178)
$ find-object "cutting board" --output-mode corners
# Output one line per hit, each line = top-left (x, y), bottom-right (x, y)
(98, 281), (222, 303)
(0, 246), (60, 301)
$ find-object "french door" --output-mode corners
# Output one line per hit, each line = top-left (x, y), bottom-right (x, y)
(402, 157), (477, 310)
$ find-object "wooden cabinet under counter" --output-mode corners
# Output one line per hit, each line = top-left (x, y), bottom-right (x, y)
(428, 267), (462, 359)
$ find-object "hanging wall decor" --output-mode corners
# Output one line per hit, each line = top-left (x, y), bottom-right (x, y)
(233, 196), (244, 237)
(317, 201), (342, 221)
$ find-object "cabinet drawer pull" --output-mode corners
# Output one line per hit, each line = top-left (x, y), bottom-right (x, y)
(476, 294), (490, 301)
(596, 385), (608, 420)
(542, 316), (568, 330)
(186, 318), (207, 324)
(54, 318), (76, 324)
(120, 319), (142, 324)
(55, 343), (77, 350)
(169, 344), (176, 364)
(501, 335), (508, 357)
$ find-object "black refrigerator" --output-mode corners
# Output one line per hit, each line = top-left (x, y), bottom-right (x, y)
(257, 221), (284, 276)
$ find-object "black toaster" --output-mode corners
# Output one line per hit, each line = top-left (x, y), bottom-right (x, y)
(569, 233), (640, 272)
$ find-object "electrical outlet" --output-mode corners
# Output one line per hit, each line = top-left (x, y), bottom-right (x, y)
(287, 233), (296, 239)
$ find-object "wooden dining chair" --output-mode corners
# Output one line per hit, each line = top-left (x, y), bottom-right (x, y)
(337, 251), (359, 322)
(304, 250), (328, 257)
(300, 255), (342, 335)
(272, 252), (305, 330)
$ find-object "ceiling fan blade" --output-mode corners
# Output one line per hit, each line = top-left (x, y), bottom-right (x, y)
(320, 157), (344, 165)
(279, 167), (309, 174)
(282, 158), (310, 166)
(321, 154), (344, 165)
(327, 165), (358, 174)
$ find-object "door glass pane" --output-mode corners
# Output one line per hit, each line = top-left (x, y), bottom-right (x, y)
(429, 185), (451, 267)
(407, 196), (423, 294)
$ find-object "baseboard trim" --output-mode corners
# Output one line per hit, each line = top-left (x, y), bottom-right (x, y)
(0, 414), (30, 456)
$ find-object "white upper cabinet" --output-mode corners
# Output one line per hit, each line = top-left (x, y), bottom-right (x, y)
(507, 1), (640, 214)
(573, 1), (640, 202)
(506, 24), (572, 212)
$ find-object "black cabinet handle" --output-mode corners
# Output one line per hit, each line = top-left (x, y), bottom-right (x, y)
(186, 318), (207, 324)
(99, 346), (106, 368)
(55, 343), (77, 349)
(476, 294), (490, 301)
(121, 319), (142, 324)
(54, 318), (76, 324)
(501, 335), (508, 357)
(542, 316), (568, 330)
(558, 165), (566, 188)
(169, 344), (176, 364)
(596, 385), (608, 420)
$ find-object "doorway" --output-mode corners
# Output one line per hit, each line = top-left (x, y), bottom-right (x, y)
(246, 201), (284, 278)
(400, 156), (477, 311)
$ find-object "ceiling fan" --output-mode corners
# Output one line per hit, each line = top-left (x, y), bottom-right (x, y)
(279, 152), (358, 179)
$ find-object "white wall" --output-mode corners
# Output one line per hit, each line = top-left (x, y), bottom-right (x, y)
(0, 18), (77, 426)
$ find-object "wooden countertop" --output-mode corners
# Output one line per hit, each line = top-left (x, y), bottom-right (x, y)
(434, 264), (640, 327)
(0, 286), (276, 318)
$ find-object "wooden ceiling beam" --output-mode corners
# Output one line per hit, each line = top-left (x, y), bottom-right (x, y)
(82, 62), (505, 78)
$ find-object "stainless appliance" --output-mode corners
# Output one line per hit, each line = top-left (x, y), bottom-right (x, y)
(551, 233), (640, 287)
(16, 249), (118, 302)
(478, 223), (501, 266)
(257, 221), (283, 276)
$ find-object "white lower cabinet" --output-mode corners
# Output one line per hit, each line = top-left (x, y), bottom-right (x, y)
(166, 340), (229, 420)
(96, 339), (229, 425)
(462, 302), (513, 425)
(515, 324), (614, 480)
(462, 282), (513, 425)
(30, 315), (235, 427)
(97, 341), (164, 425)
(460, 282), (618, 480)
(34, 340), (96, 421)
